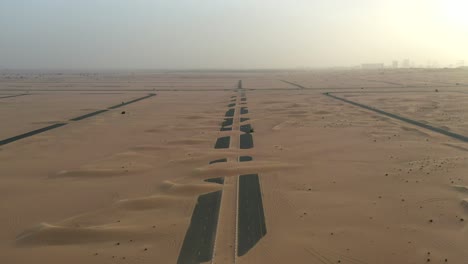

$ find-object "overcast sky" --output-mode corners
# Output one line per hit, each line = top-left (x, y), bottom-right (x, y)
(1, 0), (467, 69)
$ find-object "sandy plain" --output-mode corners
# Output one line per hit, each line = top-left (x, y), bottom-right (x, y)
(1, 68), (468, 264)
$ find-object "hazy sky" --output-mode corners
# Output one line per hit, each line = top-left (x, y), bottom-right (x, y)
(1, 0), (467, 69)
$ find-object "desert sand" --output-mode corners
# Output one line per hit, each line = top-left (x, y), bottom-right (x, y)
(1, 68), (468, 263)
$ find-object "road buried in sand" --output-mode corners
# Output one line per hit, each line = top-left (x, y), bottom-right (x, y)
(0, 93), (156, 146)
(324, 92), (468, 142)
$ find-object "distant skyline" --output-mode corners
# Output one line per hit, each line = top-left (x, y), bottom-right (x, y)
(1, 0), (468, 69)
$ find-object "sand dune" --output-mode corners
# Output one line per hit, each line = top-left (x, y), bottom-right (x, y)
(165, 138), (210, 146)
(55, 168), (131, 178)
(53, 151), (155, 178)
(158, 180), (222, 196)
(193, 161), (301, 178)
(116, 195), (189, 210)
(453, 185), (468, 193)
(130, 144), (169, 151)
(272, 120), (303, 130)
(16, 223), (158, 246)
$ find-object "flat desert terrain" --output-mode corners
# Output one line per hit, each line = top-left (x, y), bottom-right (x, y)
(1, 69), (468, 263)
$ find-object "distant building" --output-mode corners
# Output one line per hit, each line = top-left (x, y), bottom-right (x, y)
(361, 63), (384, 70)
(402, 59), (410, 68)
(392, 61), (398, 69)
(457, 60), (465, 67)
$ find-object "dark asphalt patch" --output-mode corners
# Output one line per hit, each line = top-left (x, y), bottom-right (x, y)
(241, 98), (247, 102)
(324, 93), (468, 142)
(177, 191), (222, 264)
(69, 109), (108, 121)
(240, 118), (250, 123)
(237, 174), (267, 256)
(280, 80), (306, 89)
(0, 123), (68, 146)
(108, 93), (156, 109)
(240, 134), (253, 149)
(241, 107), (249, 115)
(221, 118), (233, 127)
(225, 109), (235, 117)
(215, 136), (230, 149)
(228, 103), (235, 107)
(204, 178), (224, 184)
(209, 158), (227, 164)
(220, 126), (232, 131)
(239, 156), (253, 162)
(0, 94), (28, 99)
(240, 124), (252, 133)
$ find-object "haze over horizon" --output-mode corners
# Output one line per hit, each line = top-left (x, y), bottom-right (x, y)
(1, 0), (468, 69)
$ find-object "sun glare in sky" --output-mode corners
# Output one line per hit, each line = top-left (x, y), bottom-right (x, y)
(0, 0), (467, 69)
(442, 0), (468, 26)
